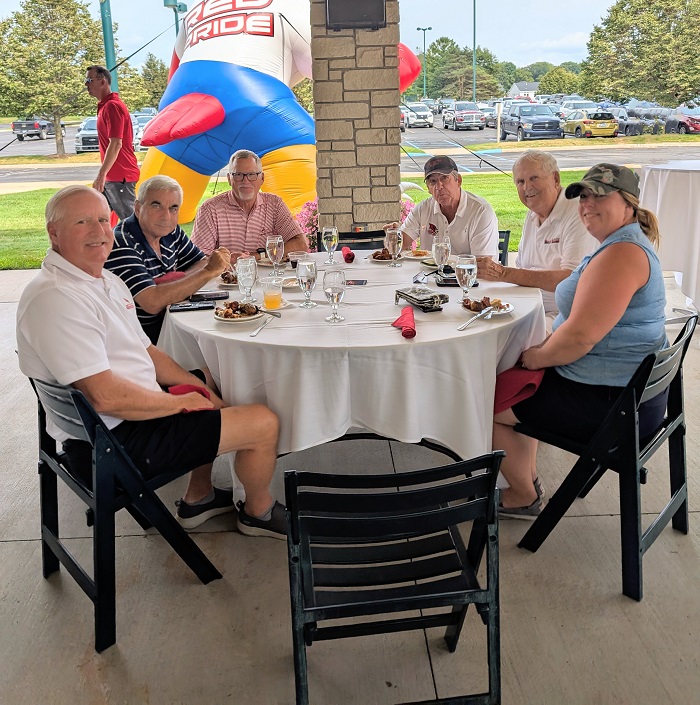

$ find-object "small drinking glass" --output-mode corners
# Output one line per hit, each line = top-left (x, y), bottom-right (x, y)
(265, 235), (285, 276)
(323, 267), (346, 323)
(260, 276), (284, 310)
(235, 256), (257, 303)
(296, 258), (318, 308)
(432, 234), (451, 277)
(321, 226), (339, 265)
(384, 228), (403, 268)
(455, 255), (478, 301)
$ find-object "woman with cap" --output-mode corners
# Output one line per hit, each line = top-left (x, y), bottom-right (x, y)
(494, 163), (667, 519)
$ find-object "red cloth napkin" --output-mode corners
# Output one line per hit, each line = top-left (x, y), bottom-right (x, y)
(154, 271), (187, 284)
(341, 246), (355, 263)
(392, 306), (416, 338)
(168, 384), (211, 413)
(494, 367), (544, 413)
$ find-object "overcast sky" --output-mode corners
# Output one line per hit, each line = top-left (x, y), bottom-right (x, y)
(2, 0), (613, 69)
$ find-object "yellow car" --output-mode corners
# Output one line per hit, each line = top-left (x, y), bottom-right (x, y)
(563, 109), (618, 138)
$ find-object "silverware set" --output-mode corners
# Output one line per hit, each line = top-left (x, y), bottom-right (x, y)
(457, 306), (494, 331)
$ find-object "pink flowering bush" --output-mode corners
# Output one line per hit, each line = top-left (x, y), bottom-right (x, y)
(295, 196), (414, 252)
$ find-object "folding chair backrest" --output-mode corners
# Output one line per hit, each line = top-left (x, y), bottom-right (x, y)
(498, 230), (510, 266)
(640, 316), (697, 405)
(336, 229), (386, 250)
(32, 379), (94, 444)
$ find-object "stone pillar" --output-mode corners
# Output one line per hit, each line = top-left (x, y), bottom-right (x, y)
(311, 0), (401, 233)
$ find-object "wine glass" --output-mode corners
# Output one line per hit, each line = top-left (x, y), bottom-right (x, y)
(235, 256), (257, 303)
(296, 258), (318, 308)
(321, 226), (339, 265)
(323, 267), (346, 323)
(456, 255), (478, 301)
(265, 235), (284, 276)
(432, 234), (451, 277)
(384, 227), (403, 268)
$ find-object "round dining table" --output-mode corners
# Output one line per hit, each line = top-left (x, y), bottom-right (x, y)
(640, 159), (700, 303)
(159, 251), (546, 462)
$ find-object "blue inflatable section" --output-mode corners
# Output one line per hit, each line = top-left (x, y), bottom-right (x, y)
(158, 60), (315, 175)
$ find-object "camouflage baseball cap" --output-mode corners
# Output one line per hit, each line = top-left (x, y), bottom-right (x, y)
(565, 163), (640, 199)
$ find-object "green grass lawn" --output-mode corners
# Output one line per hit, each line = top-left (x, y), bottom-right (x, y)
(0, 171), (588, 269)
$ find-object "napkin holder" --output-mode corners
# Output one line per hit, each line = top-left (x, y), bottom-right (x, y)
(395, 285), (449, 312)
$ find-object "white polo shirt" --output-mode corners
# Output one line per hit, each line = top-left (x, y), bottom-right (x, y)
(401, 190), (499, 258)
(16, 249), (161, 441)
(516, 189), (598, 316)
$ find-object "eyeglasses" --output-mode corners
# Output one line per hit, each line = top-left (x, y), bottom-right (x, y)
(229, 172), (262, 182)
(425, 172), (456, 188)
(84, 78), (96, 85)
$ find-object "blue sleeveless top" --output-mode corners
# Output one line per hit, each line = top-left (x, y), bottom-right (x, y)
(552, 222), (666, 386)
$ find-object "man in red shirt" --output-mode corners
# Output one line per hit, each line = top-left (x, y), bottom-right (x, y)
(85, 65), (140, 220)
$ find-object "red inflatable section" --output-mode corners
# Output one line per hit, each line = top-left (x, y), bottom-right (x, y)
(398, 43), (421, 93)
(141, 94), (225, 147)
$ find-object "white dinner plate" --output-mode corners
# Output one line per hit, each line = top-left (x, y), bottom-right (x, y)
(214, 310), (265, 323)
(282, 277), (298, 289)
(402, 250), (431, 260)
(463, 302), (514, 316)
(369, 252), (396, 263)
(219, 281), (239, 289)
(258, 258), (288, 270)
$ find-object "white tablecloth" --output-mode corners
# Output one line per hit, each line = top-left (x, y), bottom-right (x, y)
(159, 252), (546, 461)
(640, 160), (700, 303)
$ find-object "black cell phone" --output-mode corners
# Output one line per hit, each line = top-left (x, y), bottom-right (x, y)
(190, 290), (229, 302)
(346, 279), (367, 286)
(170, 301), (216, 312)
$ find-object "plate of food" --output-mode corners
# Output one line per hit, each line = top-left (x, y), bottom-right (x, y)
(258, 256), (289, 269)
(219, 271), (238, 288)
(462, 296), (513, 315)
(282, 277), (299, 289)
(370, 248), (394, 262)
(214, 301), (264, 323)
(402, 248), (431, 259)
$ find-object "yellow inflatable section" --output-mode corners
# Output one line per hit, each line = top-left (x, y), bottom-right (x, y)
(138, 144), (317, 224)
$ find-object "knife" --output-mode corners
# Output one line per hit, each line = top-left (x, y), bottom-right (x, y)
(457, 306), (494, 331)
(250, 316), (273, 337)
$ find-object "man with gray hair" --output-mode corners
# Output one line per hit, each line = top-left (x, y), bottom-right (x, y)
(106, 175), (231, 343)
(477, 150), (597, 331)
(191, 149), (308, 262)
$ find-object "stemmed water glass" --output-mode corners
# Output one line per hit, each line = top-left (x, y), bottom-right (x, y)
(432, 234), (451, 278)
(296, 258), (318, 308)
(455, 255), (478, 301)
(323, 267), (346, 323)
(321, 226), (339, 265)
(265, 235), (284, 276)
(384, 227), (403, 268)
(235, 256), (257, 303)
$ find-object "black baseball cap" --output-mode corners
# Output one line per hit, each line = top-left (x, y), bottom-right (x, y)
(424, 155), (458, 178)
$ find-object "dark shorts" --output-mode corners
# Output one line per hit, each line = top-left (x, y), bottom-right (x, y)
(512, 368), (668, 445)
(103, 180), (137, 221)
(63, 409), (221, 486)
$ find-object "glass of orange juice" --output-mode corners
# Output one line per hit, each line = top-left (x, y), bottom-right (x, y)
(260, 276), (284, 309)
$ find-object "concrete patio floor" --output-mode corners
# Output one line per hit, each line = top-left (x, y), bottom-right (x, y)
(1, 269), (698, 705)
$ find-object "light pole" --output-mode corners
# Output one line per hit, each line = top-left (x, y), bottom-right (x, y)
(472, 0), (477, 101)
(163, 0), (188, 37)
(417, 26), (432, 99)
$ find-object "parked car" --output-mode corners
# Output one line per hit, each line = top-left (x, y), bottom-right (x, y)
(500, 103), (563, 141)
(134, 114), (155, 150)
(438, 98), (456, 114)
(134, 107), (157, 117)
(400, 105), (406, 132)
(75, 114), (140, 153)
(608, 108), (644, 136)
(11, 116), (65, 141)
(665, 105), (700, 134)
(560, 100), (599, 117)
(421, 98), (439, 115)
(563, 109), (618, 138)
(547, 103), (565, 118)
(480, 106), (496, 127)
(405, 102), (433, 127)
(443, 101), (485, 131)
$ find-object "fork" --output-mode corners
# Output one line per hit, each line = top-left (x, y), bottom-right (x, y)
(457, 306), (494, 331)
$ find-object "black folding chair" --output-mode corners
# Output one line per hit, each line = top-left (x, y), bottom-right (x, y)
(513, 316), (696, 600)
(286, 452), (504, 705)
(32, 379), (222, 652)
(497, 230), (510, 267)
(337, 229), (386, 250)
